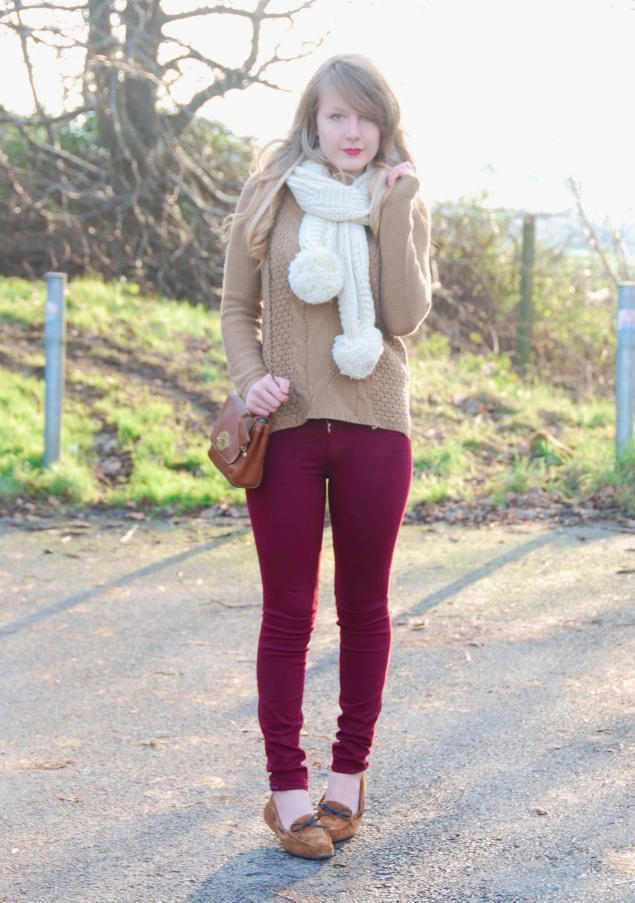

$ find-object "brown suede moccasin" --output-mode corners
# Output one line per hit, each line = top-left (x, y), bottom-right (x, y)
(263, 794), (334, 859)
(316, 774), (366, 842)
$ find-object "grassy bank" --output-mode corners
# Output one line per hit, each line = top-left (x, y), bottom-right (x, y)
(0, 277), (631, 519)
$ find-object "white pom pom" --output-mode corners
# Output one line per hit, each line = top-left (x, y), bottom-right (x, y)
(289, 248), (343, 304)
(332, 327), (384, 379)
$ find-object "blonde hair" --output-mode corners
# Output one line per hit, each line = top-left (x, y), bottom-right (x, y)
(237, 54), (414, 261)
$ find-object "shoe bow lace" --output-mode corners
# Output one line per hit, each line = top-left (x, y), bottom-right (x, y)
(318, 802), (353, 823)
(291, 813), (330, 835)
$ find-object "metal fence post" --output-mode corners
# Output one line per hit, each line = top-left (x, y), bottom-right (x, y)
(616, 282), (635, 455)
(44, 272), (67, 468)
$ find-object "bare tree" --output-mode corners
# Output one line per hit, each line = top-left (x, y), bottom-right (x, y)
(567, 178), (634, 287)
(0, 0), (323, 301)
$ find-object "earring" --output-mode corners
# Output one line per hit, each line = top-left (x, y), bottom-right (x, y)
(313, 135), (320, 148)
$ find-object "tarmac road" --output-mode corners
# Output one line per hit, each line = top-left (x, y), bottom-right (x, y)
(1, 515), (634, 903)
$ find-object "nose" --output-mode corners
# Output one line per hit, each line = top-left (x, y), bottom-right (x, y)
(345, 116), (362, 140)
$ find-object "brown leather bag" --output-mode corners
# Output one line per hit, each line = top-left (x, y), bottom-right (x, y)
(207, 392), (271, 489)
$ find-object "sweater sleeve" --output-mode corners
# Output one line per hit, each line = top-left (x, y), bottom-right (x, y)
(377, 174), (432, 337)
(220, 178), (270, 398)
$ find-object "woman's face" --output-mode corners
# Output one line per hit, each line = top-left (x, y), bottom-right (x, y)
(315, 86), (381, 179)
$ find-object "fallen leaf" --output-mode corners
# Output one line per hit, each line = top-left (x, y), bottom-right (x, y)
(120, 526), (137, 544)
(15, 759), (75, 771)
(209, 597), (230, 608)
(101, 457), (122, 475)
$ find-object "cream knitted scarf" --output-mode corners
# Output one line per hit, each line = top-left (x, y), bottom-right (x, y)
(286, 160), (383, 380)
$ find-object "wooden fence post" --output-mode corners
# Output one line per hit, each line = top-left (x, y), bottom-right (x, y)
(516, 214), (536, 375)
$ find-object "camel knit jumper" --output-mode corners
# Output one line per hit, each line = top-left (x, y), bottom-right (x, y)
(220, 171), (432, 437)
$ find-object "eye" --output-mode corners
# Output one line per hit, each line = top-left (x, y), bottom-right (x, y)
(331, 113), (343, 121)
(362, 115), (375, 122)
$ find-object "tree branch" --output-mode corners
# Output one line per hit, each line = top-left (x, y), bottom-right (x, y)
(0, 0), (323, 302)
(567, 178), (621, 288)
(0, 104), (94, 127)
(162, 0), (318, 25)
(12, 124), (107, 178)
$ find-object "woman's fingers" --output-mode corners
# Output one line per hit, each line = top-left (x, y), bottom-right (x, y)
(245, 389), (271, 416)
(245, 374), (289, 415)
(245, 384), (273, 414)
(273, 375), (290, 395)
(387, 161), (417, 187)
(263, 374), (289, 404)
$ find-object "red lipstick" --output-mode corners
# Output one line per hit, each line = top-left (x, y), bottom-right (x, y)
(344, 148), (362, 155)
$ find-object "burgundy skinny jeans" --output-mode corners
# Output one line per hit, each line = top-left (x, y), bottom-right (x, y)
(246, 419), (412, 791)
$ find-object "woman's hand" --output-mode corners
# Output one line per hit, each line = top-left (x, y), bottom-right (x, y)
(386, 161), (417, 188)
(245, 374), (290, 417)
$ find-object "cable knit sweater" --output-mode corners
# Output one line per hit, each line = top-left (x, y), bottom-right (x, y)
(220, 172), (432, 436)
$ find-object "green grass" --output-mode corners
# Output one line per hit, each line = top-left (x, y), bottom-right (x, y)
(0, 277), (241, 512)
(0, 276), (630, 516)
(0, 369), (101, 503)
(407, 335), (626, 511)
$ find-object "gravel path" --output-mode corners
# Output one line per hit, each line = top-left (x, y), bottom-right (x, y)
(1, 517), (634, 903)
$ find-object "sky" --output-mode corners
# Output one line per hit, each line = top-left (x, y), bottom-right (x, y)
(1, 0), (633, 227)
(210, 0), (635, 228)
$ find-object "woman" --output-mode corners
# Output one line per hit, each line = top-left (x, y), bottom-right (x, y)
(220, 53), (431, 859)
